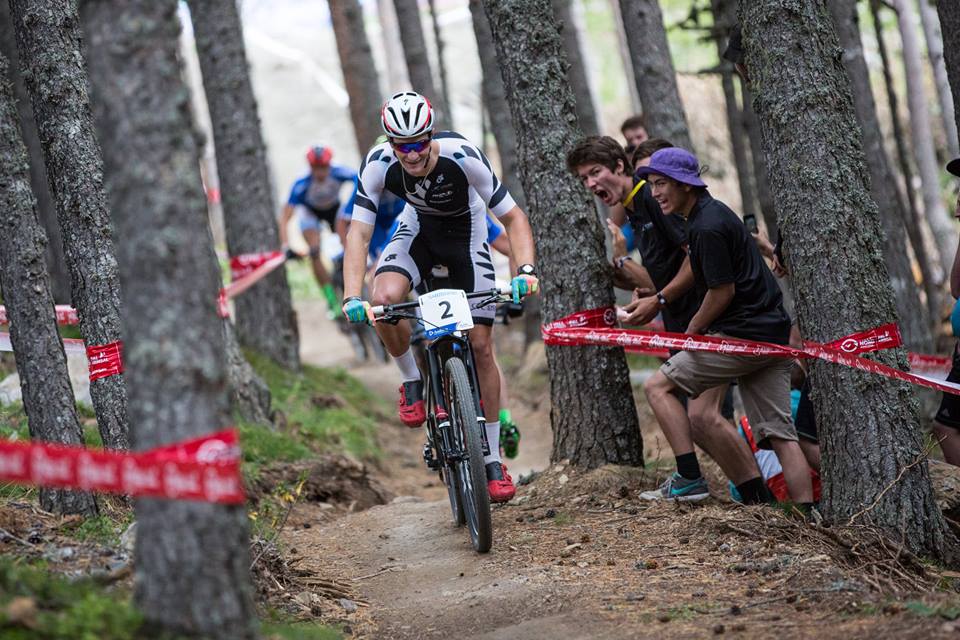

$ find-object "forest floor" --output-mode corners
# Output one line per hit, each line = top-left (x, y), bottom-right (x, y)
(277, 300), (960, 640)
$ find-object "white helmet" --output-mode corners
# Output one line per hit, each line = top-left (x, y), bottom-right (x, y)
(381, 91), (434, 138)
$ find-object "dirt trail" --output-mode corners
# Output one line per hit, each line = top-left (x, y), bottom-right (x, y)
(290, 300), (956, 639)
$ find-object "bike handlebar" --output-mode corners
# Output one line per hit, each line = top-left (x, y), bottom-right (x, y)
(370, 288), (508, 320)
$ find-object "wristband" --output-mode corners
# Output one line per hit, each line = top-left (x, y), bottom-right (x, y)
(656, 291), (668, 307)
(517, 263), (537, 277)
(342, 296), (361, 305)
(615, 255), (632, 270)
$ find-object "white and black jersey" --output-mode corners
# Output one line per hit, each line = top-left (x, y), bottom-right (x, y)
(354, 132), (517, 324)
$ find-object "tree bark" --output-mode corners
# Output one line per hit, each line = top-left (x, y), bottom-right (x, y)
(0, 53), (97, 517)
(329, 0), (383, 153)
(938, 0), (960, 143)
(189, 0), (301, 371)
(551, 0), (600, 136)
(81, 1), (258, 636)
(871, 0), (941, 304)
(483, 0), (643, 469)
(426, 0), (453, 129)
(392, 0), (448, 126)
(826, 0), (934, 352)
(741, 0), (952, 560)
(919, 0), (959, 159)
(891, 0), (955, 279)
(619, 0), (693, 150)
(467, 0), (525, 209)
(608, 0), (643, 114)
(376, 0), (408, 89)
(10, 0), (130, 451)
(711, 0), (757, 221)
(0, 1), (70, 305)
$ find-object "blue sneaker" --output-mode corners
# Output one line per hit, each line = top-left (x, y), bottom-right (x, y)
(640, 472), (710, 502)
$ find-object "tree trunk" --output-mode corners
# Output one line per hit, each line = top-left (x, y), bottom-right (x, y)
(10, 0), (130, 451)
(376, 0), (408, 89)
(711, 0), (757, 220)
(618, 0), (693, 150)
(392, 0), (448, 126)
(329, 0), (383, 153)
(426, 0), (453, 129)
(0, 53), (97, 517)
(81, 0), (258, 636)
(551, 0), (600, 136)
(0, 1), (70, 305)
(189, 0), (301, 372)
(467, 0), (525, 209)
(224, 319), (273, 427)
(740, 80), (777, 234)
(938, 0), (960, 143)
(892, 0), (955, 279)
(483, 0), (642, 469)
(826, 0), (934, 352)
(871, 0), (942, 307)
(919, 0), (959, 159)
(608, 0), (643, 114)
(741, 0), (952, 560)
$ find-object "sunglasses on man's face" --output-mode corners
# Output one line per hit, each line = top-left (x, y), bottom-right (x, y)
(391, 138), (431, 154)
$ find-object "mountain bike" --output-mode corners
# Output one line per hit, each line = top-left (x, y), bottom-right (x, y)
(372, 287), (507, 553)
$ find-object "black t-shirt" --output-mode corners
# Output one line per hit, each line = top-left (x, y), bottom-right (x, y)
(686, 193), (791, 344)
(626, 178), (700, 330)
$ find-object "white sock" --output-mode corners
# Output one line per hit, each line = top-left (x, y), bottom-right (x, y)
(393, 348), (420, 382)
(484, 421), (501, 465)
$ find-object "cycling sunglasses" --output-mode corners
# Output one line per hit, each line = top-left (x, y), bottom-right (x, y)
(391, 137), (431, 154)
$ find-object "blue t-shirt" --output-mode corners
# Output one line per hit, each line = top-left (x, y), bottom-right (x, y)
(287, 165), (357, 215)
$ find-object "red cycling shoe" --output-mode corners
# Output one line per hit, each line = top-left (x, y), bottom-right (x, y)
(486, 462), (516, 503)
(398, 380), (426, 428)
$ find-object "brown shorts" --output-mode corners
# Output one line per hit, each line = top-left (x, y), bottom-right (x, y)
(660, 335), (798, 448)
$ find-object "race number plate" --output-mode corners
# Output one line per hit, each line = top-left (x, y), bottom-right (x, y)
(419, 289), (474, 339)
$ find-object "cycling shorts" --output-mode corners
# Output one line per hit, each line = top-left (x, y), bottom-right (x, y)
(375, 208), (496, 325)
(297, 203), (339, 234)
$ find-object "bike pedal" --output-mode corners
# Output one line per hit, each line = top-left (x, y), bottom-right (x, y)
(422, 443), (441, 470)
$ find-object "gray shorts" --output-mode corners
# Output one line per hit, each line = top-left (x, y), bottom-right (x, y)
(660, 334), (798, 448)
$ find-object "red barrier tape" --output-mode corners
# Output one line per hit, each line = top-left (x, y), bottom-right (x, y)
(542, 308), (960, 396)
(218, 251), (287, 317)
(0, 429), (244, 504)
(86, 341), (123, 382)
(0, 305), (78, 326)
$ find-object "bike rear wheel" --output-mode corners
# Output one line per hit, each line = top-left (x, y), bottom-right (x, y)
(444, 357), (492, 553)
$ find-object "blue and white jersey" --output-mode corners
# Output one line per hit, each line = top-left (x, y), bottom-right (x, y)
(286, 164), (357, 215)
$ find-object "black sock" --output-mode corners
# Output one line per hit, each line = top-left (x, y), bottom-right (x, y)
(675, 452), (701, 480)
(735, 478), (771, 505)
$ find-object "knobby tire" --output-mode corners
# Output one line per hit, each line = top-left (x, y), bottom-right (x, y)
(444, 357), (492, 553)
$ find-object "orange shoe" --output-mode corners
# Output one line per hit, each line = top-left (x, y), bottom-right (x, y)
(398, 380), (425, 428)
(486, 462), (516, 503)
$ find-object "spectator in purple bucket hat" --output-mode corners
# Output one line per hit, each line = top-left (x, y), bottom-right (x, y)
(634, 148), (815, 510)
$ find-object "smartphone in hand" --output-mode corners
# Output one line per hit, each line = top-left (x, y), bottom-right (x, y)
(744, 213), (758, 234)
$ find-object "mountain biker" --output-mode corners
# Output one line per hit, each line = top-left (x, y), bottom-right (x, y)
(278, 145), (357, 317)
(341, 91), (539, 503)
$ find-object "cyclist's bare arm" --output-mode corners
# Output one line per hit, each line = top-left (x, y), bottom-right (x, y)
(343, 220), (374, 299)
(499, 206), (536, 268)
(278, 203), (295, 246)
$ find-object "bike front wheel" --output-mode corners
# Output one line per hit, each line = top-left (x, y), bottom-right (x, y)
(444, 357), (492, 553)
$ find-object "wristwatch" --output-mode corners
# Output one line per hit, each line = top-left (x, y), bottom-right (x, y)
(656, 291), (668, 307)
(517, 264), (537, 276)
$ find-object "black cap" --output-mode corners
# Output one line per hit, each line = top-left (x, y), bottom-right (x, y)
(948, 158), (960, 177)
